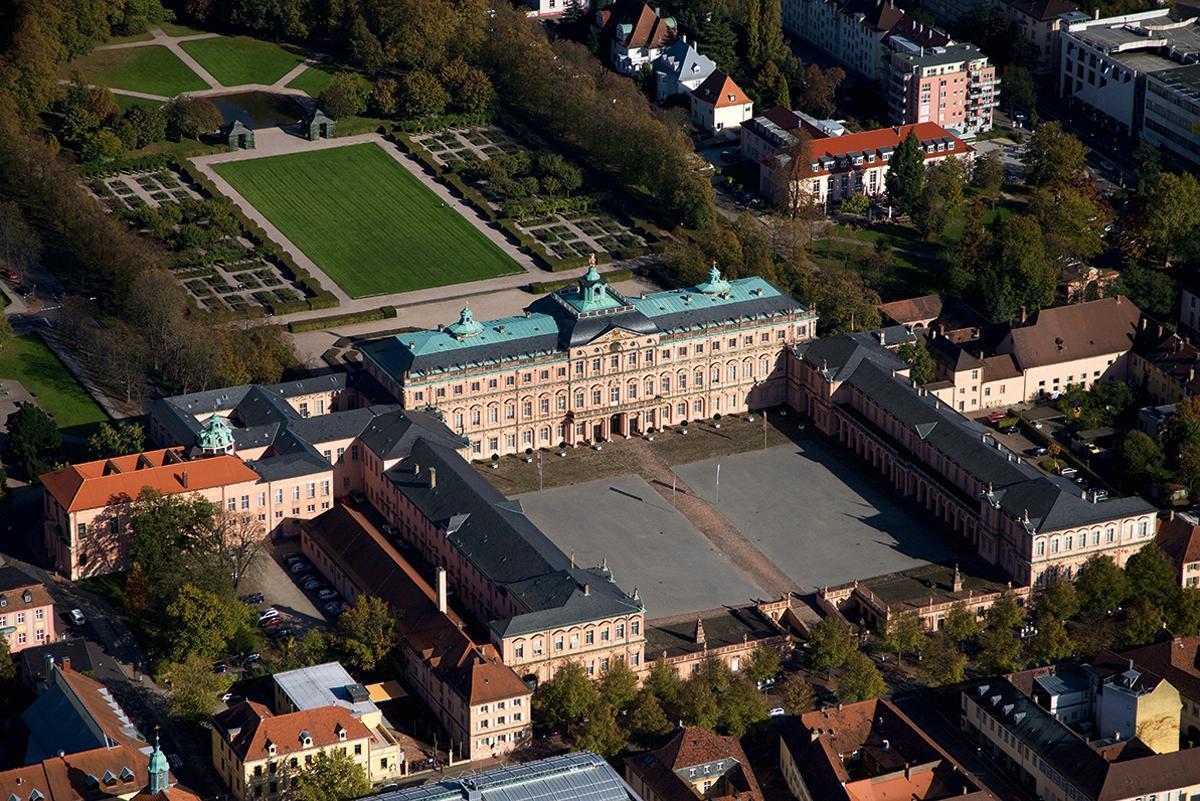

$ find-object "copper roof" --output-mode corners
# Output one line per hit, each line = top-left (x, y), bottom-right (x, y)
(40, 449), (259, 513)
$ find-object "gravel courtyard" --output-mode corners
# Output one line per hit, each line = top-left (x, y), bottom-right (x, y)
(674, 440), (953, 591)
(517, 474), (768, 618)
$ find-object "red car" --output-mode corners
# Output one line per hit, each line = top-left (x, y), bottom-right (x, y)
(260, 617), (283, 629)
(3, 270), (17, 282)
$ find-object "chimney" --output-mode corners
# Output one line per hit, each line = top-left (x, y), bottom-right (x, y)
(583, 582), (590, 596)
(429, 467), (437, 489)
(436, 566), (447, 613)
(180, 470), (189, 488)
(61, 657), (71, 672)
(1019, 306), (1027, 324)
(904, 763), (911, 781)
(694, 617), (706, 644)
(1094, 7), (1100, 17)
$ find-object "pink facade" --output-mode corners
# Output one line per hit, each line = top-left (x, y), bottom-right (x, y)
(0, 573), (55, 653)
(889, 44), (998, 135)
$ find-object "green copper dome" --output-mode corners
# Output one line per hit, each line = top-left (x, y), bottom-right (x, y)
(148, 731), (169, 794)
(197, 412), (235, 455)
(447, 305), (485, 338)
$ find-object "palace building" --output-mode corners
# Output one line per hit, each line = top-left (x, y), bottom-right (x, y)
(360, 265), (817, 459)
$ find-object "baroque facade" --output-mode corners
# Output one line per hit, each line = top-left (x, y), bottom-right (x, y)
(360, 265), (817, 459)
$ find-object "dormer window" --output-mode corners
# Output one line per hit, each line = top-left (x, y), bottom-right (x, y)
(120, 768), (135, 782)
(336, 724), (346, 742)
(267, 740), (277, 757)
(31, 791), (44, 801)
(0, 597), (7, 608)
(299, 730), (313, 748)
(22, 590), (31, 603)
(103, 771), (117, 786)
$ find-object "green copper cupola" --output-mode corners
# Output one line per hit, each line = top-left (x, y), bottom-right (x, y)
(197, 412), (235, 456)
(697, 263), (731, 295)
(447, 304), (485, 338)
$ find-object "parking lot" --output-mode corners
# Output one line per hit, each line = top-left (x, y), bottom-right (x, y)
(517, 475), (768, 617)
(674, 441), (955, 592)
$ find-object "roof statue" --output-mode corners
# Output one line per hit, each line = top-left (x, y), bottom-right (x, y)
(446, 304), (485, 339)
(197, 412), (235, 455)
(697, 262), (732, 295)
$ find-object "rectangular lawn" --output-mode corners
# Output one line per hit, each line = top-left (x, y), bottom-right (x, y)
(179, 36), (306, 87)
(212, 143), (522, 297)
(0, 335), (107, 429)
(65, 45), (208, 97)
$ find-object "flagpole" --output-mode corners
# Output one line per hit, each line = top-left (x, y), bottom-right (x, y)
(716, 463), (720, 505)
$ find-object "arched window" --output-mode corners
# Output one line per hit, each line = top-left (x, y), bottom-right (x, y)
(645, 378), (655, 397)
(695, 369), (704, 387)
(1036, 539), (1045, 557)
(712, 366), (720, 383)
(575, 391), (584, 409)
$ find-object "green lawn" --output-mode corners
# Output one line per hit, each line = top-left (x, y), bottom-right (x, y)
(0, 335), (108, 429)
(179, 36), (306, 87)
(285, 62), (339, 96)
(213, 143), (522, 297)
(113, 93), (163, 113)
(65, 45), (208, 97)
(158, 21), (210, 37)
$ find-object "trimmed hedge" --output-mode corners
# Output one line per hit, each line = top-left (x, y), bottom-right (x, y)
(287, 305), (397, 333)
(394, 111), (493, 133)
(529, 268), (632, 294)
(80, 153), (171, 177)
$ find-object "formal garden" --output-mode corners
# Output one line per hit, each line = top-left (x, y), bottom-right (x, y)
(211, 142), (523, 298)
(408, 125), (653, 265)
(84, 166), (201, 211)
(65, 44), (210, 98)
(177, 35), (307, 87)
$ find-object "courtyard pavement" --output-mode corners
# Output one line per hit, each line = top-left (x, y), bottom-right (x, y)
(674, 441), (953, 592)
(516, 474), (768, 618)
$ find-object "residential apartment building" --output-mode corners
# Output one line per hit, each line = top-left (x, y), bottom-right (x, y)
(1118, 635), (1200, 743)
(690, 70), (754, 134)
(1059, 9), (1200, 166)
(651, 37), (716, 101)
(994, 0), (1079, 74)
(782, 0), (951, 81)
(211, 702), (373, 801)
(299, 502), (533, 762)
(780, 698), (995, 801)
(625, 727), (764, 801)
(597, 0), (677, 75)
(359, 265), (815, 460)
(360, 752), (641, 801)
(962, 668), (1200, 801)
(888, 43), (998, 135)
(0, 566), (55, 653)
(787, 332), (1157, 587)
(1157, 512), (1200, 589)
(760, 122), (971, 211)
(1130, 318), (1200, 404)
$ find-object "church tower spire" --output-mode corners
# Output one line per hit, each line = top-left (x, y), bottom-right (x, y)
(148, 729), (169, 795)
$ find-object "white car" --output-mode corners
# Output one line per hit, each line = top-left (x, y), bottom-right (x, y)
(69, 609), (86, 626)
(258, 608), (280, 622)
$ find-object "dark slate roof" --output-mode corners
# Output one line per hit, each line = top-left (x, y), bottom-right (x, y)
(17, 640), (110, 687)
(358, 409), (465, 460)
(286, 406), (387, 445)
(794, 331), (907, 382)
(646, 605), (784, 659)
(245, 450), (330, 482)
(385, 439), (642, 635)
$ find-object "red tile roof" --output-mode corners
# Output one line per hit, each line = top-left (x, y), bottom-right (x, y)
(0, 744), (197, 801)
(56, 664), (147, 752)
(1157, 515), (1200, 570)
(615, 1), (676, 48)
(692, 71), (752, 109)
(808, 123), (968, 173)
(1120, 635), (1200, 702)
(41, 449), (259, 513)
(212, 702), (371, 763)
(626, 727), (763, 801)
(0, 566), (54, 614)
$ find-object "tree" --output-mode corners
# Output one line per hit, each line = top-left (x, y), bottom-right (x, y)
(86, 422), (145, 459)
(977, 216), (1054, 321)
(318, 73), (367, 119)
(973, 150), (1005, 205)
(644, 658), (683, 707)
(880, 612), (924, 665)
(289, 747), (371, 801)
(812, 270), (882, 335)
(1120, 597), (1164, 648)
(885, 130), (925, 216)
(347, 17), (386, 73)
(1125, 543), (1180, 610)
(196, 510), (267, 591)
(746, 647), (782, 685)
(898, 341), (934, 384)
(128, 489), (217, 600)
(1121, 430), (1165, 490)
(918, 633), (966, 686)
(0, 631), (14, 682)
(840, 193), (870, 216)
(398, 70), (450, 118)
(535, 660), (596, 731)
(163, 654), (232, 721)
(677, 675), (720, 729)
(943, 602), (982, 643)
(1179, 441), (1200, 500)
(1002, 64), (1036, 113)
(1027, 616), (1074, 663)
(1134, 171), (1200, 266)
(838, 651), (886, 702)
(1113, 263), (1177, 320)
(5, 403), (60, 480)
(598, 658), (639, 712)
(164, 96), (222, 140)
(370, 77), (400, 116)
(809, 616), (857, 674)
(719, 677), (769, 736)
(0, 202), (41, 278)
(915, 157), (965, 239)
(1037, 579), (1080, 622)
(1025, 122), (1086, 188)
(781, 673), (815, 714)
(162, 583), (251, 662)
(628, 690), (673, 746)
(985, 595), (1026, 632)
(797, 63), (844, 119)
(441, 58), (495, 114)
(1075, 556), (1130, 613)
(121, 103), (166, 148)
(1029, 184), (1107, 267)
(1166, 588), (1200, 637)
(575, 700), (625, 757)
(337, 594), (396, 672)
(977, 627), (1023, 673)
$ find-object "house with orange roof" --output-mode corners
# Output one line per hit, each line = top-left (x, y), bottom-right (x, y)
(23, 659), (149, 764)
(759, 122), (971, 212)
(1157, 511), (1200, 588)
(690, 70), (754, 135)
(598, 0), (678, 75)
(0, 737), (196, 801)
(210, 701), (374, 801)
(625, 726), (764, 801)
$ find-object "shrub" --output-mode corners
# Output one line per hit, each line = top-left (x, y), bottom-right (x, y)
(287, 306), (397, 333)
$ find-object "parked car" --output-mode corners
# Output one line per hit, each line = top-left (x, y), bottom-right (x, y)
(1059, 465), (1078, 477)
(769, 707), (786, 717)
(285, 554), (304, 565)
(212, 661), (228, 674)
(323, 601), (343, 614)
(268, 627), (294, 640)
(242, 652), (261, 666)
(317, 589), (339, 601)
(241, 592), (265, 605)
(260, 617), (283, 629)
(258, 607), (280, 622)
(1027, 447), (1048, 457)
(1094, 489), (1109, 501)
(302, 577), (324, 591)
(69, 609), (86, 626)
(3, 269), (17, 281)
(290, 561), (313, 574)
